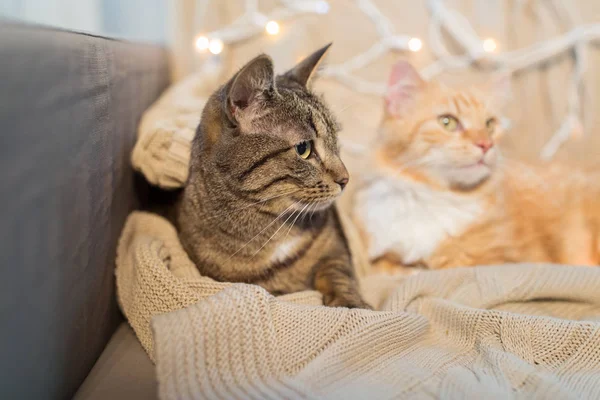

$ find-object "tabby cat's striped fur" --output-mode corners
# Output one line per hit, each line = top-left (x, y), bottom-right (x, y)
(174, 45), (369, 308)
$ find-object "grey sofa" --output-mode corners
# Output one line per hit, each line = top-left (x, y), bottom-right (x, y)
(1, 22), (167, 399)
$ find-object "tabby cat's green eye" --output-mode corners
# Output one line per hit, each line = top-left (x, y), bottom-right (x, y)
(438, 115), (459, 132)
(295, 141), (312, 159)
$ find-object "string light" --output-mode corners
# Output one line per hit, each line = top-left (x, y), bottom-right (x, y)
(482, 38), (497, 53)
(195, 36), (209, 52)
(189, 0), (600, 160)
(315, 1), (330, 14)
(408, 37), (423, 52)
(265, 21), (280, 35)
(208, 38), (224, 55)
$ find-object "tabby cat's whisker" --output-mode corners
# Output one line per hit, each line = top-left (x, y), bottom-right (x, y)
(306, 203), (313, 223)
(309, 201), (319, 222)
(202, 189), (300, 221)
(228, 202), (297, 259)
(252, 203), (302, 257)
(336, 102), (360, 115)
(300, 201), (315, 225)
(283, 202), (311, 242)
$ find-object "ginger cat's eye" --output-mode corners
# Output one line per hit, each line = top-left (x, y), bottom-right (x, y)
(438, 115), (459, 132)
(486, 118), (497, 134)
(295, 140), (312, 159)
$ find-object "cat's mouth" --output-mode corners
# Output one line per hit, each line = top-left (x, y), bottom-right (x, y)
(459, 159), (490, 169)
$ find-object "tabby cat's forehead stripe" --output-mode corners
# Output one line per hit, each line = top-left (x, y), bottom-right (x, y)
(237, 146), (290, 180)
(311, 109), (329, 138)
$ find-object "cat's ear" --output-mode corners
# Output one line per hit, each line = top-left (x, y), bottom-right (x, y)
(226, 54), (276, 123)
(385, 60), (426, 117)
(284, 43), (332, 87)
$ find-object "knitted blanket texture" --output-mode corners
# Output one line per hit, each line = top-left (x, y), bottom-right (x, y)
(116, 211), (600, 400)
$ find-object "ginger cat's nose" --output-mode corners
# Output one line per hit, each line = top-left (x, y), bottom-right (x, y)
(476, 140), (494, 154)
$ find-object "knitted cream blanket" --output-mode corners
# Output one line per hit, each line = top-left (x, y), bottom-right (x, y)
(117, 211), (600, 400)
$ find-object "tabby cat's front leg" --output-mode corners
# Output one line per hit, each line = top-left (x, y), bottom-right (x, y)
(313, 258), (371, 309)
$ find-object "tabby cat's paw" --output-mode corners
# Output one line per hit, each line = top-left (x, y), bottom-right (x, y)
(325, 296), (373, 310)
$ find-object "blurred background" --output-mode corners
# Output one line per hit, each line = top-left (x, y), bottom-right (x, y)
(0, 0), (168, 43)
(3, 0), (600, 164)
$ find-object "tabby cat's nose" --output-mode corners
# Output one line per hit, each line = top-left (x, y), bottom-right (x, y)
(336, 177), (349, 190)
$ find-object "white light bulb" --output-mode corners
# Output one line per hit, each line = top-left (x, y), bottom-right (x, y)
(483, 38), (497, 53)
(408, 37), (422, 52)
(265, 21), (280, 35)
(315, 1), (330, 14)
(195, 36), (209, 52)
(208, 39), (224, 55)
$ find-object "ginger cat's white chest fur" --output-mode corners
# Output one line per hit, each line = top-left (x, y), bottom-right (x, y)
(354, 177), (483, 265)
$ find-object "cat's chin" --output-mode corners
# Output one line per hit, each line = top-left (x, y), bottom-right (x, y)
(444, 163), (493, 190)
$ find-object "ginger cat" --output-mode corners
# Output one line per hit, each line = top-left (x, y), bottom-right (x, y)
(353, 61), (600, 273)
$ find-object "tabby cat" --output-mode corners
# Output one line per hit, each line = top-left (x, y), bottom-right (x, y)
(174, 45), (369, 308)
(353, 60), (600, 272)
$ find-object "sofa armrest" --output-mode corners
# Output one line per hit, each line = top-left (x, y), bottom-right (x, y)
(0, 21), (169, 400)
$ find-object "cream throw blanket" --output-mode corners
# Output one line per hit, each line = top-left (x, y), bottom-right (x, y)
(117, 211), (600, 399)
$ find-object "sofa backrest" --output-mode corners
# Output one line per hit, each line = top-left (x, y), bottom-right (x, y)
(0, 22), (169, 400)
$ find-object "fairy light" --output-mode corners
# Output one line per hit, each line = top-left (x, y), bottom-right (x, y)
(208, 38), (224, 55)
(482, 38), (497, 53)
(408, 37), (423, 52)
(315, 0), (330, 14)
(195, 36), (209, 52)
(187, 0), (600, 161)
(265, 20), (280, 35)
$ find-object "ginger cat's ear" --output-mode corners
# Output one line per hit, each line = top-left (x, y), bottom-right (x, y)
(385, 60), (426, 117)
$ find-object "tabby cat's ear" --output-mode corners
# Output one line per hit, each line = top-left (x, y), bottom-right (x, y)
(385, 60), (426, 117)
(226, 54), (275, 123)
(284, 43), (332, 87)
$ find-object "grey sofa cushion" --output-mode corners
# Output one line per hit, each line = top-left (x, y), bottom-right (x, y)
(73, 323), (157, 400)
(0, 22), (169, 400)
